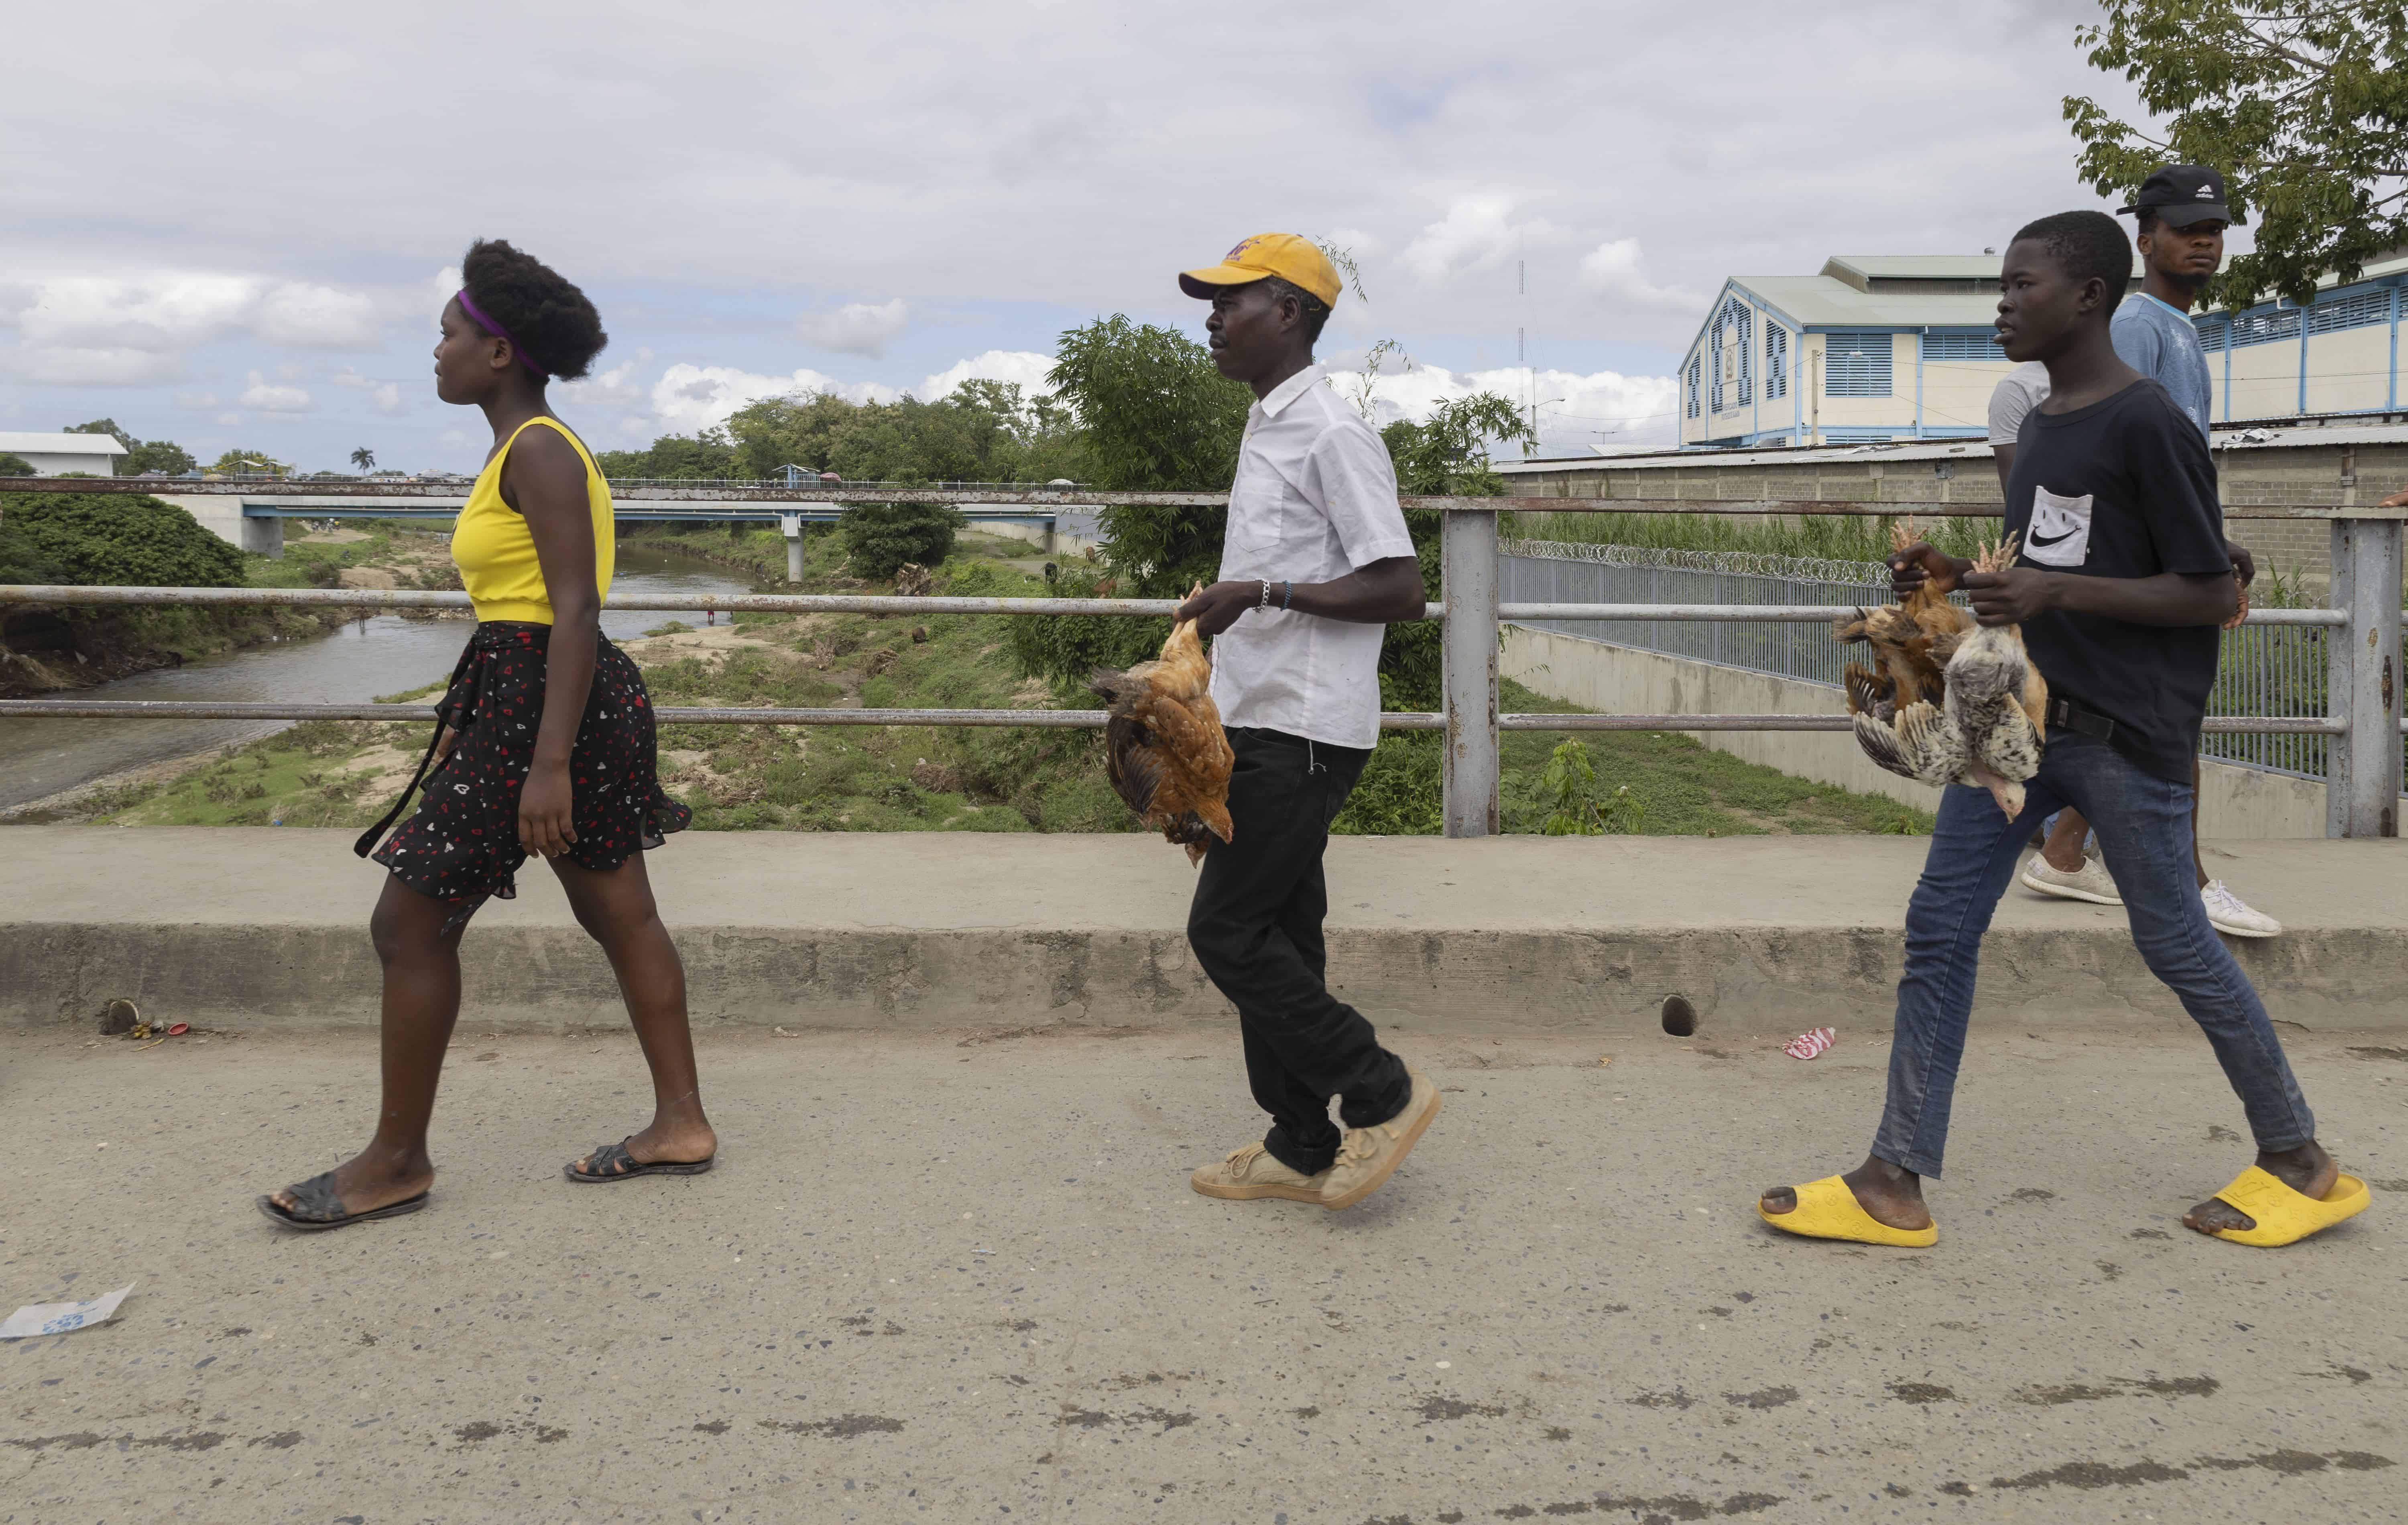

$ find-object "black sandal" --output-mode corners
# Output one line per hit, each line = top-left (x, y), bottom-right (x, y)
(563, 1138), (717, 1183)
(256, 1171), (430, 1232)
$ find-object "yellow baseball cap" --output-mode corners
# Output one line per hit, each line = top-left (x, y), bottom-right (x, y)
(1179, 233), (1342, 306)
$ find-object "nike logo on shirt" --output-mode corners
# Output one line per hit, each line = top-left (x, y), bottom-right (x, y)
(2029, 527), (2077, 547)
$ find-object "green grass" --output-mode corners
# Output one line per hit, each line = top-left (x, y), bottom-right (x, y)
(1505, 510), (2001, 564)
(1330, 677), (1930, 837)
(100, 536), (1931, 838)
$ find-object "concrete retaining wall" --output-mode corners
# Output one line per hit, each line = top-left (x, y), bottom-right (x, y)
(1503, 625), (2336, 838)
(161, 493), (282, 557)
(7, 828), (2406, 1036)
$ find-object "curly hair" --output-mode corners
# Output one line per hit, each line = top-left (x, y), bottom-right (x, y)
(459, 238), (608, 381)
(2009, 211), (2131, 304)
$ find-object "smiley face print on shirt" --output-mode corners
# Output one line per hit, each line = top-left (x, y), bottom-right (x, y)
(2024, 486), (2094, 567)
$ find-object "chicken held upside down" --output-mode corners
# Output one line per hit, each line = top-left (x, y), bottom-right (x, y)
(1834, 516), (1973, 724)
(1090, 591), (1235, 865)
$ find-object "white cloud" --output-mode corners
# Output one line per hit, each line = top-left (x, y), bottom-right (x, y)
(255, 282), (382, 348)
(4, 345), (185, 386)
(557, 360), (645, 412)
(648, 363), (898, 433)
(1577, 238), (1708, 310)
(175, 389), (220, 409)
(239, 370), (314, 412)
(333, 369), (411, 415)
(1322, 228), (1388, 262)
(1399, 197), (1568, 285)
(13, 274), (257, 349)
(1326, 361), (1680, 452)
(795, 299), (909, 358)
(917, 350), (1054, 400)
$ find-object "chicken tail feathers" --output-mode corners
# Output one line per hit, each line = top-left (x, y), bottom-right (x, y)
(1852, 710), (1921, 781)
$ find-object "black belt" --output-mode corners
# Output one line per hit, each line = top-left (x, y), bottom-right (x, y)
(2045, 697), (2118, 742)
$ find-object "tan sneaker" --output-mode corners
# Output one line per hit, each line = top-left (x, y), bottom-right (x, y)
(1191, 1143), (1328, 1202)
(1320, 1072), (1442, 1211)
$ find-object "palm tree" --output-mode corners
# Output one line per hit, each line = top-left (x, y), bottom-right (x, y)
(350, 447), (376, 475)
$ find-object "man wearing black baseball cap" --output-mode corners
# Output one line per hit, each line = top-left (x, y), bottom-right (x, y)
(2023, 164), (2281, 939)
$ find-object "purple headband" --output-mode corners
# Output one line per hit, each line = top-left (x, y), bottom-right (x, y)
(455, 288), (547, 378)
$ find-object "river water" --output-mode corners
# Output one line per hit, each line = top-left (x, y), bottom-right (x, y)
(0, 546), (754, 811)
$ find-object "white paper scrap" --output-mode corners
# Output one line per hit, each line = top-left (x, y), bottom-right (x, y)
(1, 1284), (136, 1339)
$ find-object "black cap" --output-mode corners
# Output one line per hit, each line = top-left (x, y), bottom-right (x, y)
(2118, 165), (2241, 228)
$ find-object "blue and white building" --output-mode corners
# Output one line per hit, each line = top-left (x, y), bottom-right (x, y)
(1680, 251), (2408, 449)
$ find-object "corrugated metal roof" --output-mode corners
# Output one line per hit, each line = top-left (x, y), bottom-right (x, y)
(1734, 277), (2006, 329)
(1503, 415), (2408, 474)
(0, 431), (127, 455)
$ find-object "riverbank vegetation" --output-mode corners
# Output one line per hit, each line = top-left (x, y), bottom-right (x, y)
(92, 527), (1929, 838)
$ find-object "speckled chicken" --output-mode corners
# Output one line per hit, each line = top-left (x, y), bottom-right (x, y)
(1089, 591), (1235, 864)
(1835, 516), (1974, 725)
(1851, 535), (2049, 817)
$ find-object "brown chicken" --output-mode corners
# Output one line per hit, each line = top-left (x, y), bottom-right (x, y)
(1090, 590), (1235, 865)
(1835, 516), (1974, 726)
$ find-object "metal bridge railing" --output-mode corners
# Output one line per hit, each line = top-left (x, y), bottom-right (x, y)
(2, 495), (2400, 839)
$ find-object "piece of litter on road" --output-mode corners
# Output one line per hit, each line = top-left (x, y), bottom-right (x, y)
(972, 1249), (995, 1255)
(1597, 1056), (1614, 1068)
(1783, 1026), (1837, 1061)
(3, 1284), (135, 1339)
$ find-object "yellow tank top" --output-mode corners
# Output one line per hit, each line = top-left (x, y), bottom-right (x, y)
(451, 416), (614, 624)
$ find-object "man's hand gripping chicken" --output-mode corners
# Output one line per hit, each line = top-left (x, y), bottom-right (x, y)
(1090, 588), (1236, 864)
(1848, 532), (2049, 817)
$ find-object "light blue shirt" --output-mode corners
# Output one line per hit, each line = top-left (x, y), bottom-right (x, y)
(2111, 292), (2214, 441)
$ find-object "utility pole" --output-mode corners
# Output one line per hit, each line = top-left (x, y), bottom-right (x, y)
(1518, 258), (1534, 454)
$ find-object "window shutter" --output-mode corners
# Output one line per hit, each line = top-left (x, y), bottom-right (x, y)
(1823, 331), (1893, 396)
(1763, 325), (1788, 401)
(2308, 287), (2391, 335)
(1918, 331), (2004, 362)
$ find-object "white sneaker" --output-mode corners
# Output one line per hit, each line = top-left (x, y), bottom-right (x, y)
(2020, 852), (2122, 907)
(2203, 880), (2281, 938)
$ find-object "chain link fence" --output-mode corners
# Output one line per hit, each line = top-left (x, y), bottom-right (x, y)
(1500, 538), (2338, 781)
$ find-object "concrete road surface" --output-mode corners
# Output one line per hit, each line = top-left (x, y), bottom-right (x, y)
(3, 1025), (2403, 1524)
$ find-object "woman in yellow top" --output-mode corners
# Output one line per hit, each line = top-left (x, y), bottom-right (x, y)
(263, 239), (712, 1230)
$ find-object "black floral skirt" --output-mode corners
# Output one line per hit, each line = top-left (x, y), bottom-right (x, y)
(357, 622), (690, 929)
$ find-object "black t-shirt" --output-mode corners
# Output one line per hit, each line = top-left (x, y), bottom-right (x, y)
(2005, 376), (2231, 783)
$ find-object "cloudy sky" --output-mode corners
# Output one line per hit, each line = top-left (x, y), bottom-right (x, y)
(2, 0), (2164, 472)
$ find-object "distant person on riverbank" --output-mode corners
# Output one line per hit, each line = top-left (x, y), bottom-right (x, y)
(262, 239), (713, 1231)
(1172, 234), (1441, 1213)
(2012, 167), (2277, 938)
(1761, 211), (2362, 1251)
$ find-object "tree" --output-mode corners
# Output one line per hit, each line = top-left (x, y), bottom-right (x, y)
(0, 454), (32, 477)
(2064, 1), (2408, 306)
(592, 428), (739, 481)
(1376, 393), (1533, 708)
(838, 502), (964, 580)
(350, 447), (376, 474)
(210, 448), (289, 478)
(66, 418), (136, 451)
(0, 492), (245, 587)
(1005, 316), (1251, 683)
(123, 439), (197, 476)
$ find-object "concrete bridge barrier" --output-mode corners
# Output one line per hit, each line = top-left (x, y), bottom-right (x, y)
(7, 828), (2406, 1037)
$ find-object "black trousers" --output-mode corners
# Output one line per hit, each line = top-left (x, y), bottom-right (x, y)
(1186, 727), (1412, 1175)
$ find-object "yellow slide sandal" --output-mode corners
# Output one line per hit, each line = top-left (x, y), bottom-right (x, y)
(1758, 1175), (1937, 1248)
(2204, 1166), (2370, 1248)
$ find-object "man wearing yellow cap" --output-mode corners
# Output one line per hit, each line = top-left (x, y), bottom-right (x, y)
(1173, 233), (1443, 1213)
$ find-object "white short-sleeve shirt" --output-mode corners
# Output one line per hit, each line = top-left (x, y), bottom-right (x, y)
(1987, 361), (2051, 445)
(1209, 364), (1417, 749)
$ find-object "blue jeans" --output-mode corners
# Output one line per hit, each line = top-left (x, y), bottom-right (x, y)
(1873, 730), (2314, 1178)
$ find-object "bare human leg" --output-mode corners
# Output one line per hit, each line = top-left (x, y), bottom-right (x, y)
(270, 874), (464, 1218)
(1759, 1153), (1933, 1232)
(2041, 807), (2090, 873)
(552, 852), (716, 1171)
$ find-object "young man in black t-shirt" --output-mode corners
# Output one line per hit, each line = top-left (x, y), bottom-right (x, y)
(1757, 211), (2365, 1251)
